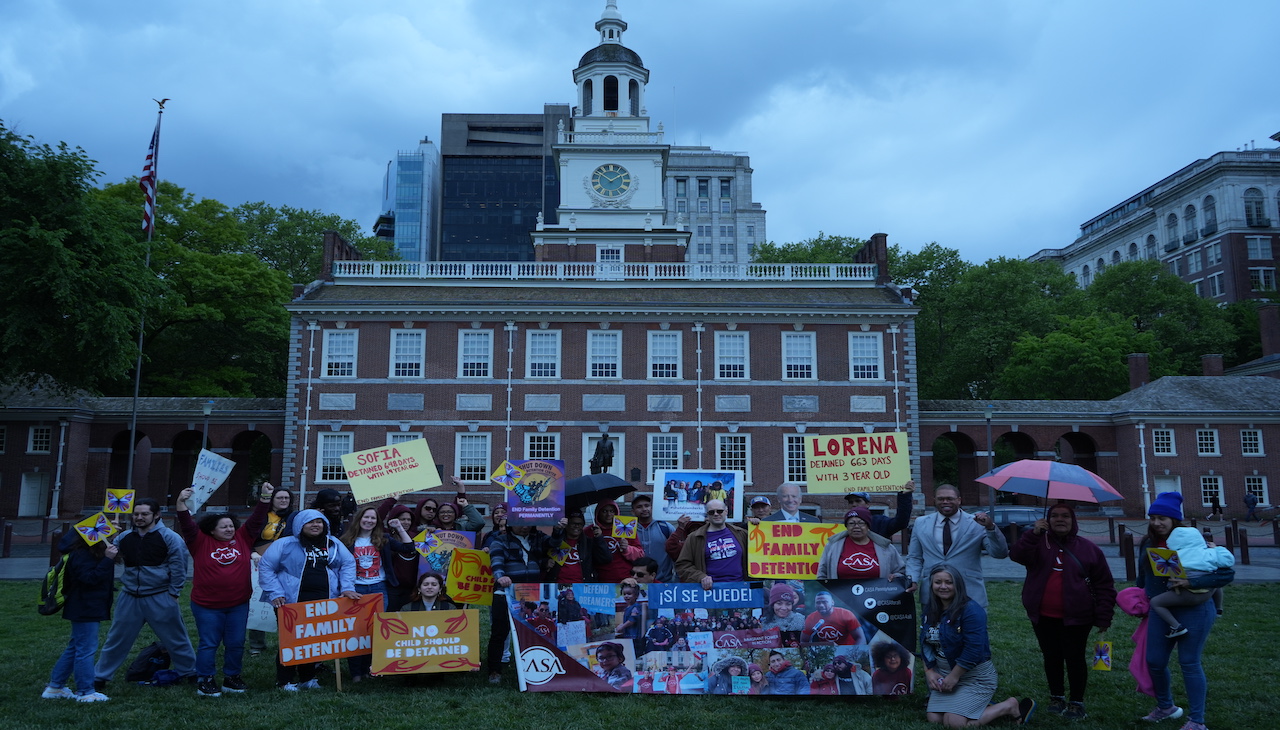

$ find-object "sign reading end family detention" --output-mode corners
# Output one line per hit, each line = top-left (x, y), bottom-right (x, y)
(277, 594), (381, 666)
(804, 431), (911, 494)
(341, 438), (440, 503)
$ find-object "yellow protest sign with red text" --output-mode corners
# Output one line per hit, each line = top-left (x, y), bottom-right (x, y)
(747, 522), (842, 579)
(803, 431), (911, 494)
(340, 438), (441, 503)
(446, 547), (494, 606)
(370, 609), (482, 675)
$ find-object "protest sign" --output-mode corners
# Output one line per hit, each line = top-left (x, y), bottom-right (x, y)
(246, 570), (276, 633)
(188, 448), (235, 512)
(370, 609), (481, 675)
(74, 512), (120, 545)
(652, 469), (745, 522)
(613, 515), (637, 538)
(415, 530), (475, 577)
(446, 547), (494, 605)
(747, 522), (842, 579)
(1092, 641), (1112, 671)
(497, 459), (565, 525)
(803, 432), (911, 494)
(103, 489), (136, 514)
(341, 438), (440, 503)
(1146, 548), (1187, 579)
(277, 594), (381, 666)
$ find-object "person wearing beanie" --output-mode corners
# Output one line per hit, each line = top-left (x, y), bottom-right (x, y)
(844, 479), (917, 538)
(748, 662), (771, 695)
(1147, 491), (1184, 521)
(762, 582), (805, 632)
(818, 505), (909, 584)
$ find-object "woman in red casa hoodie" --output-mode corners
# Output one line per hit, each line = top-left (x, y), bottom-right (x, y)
(176, 485), (270, 697)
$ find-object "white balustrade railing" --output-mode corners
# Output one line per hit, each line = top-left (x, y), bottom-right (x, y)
(331, 261), (877, 282)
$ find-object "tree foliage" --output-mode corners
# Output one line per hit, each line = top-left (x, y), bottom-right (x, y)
(750, 232), (867, 264)
(233, 201), (394, 284)
(994, 314), (1168, 399)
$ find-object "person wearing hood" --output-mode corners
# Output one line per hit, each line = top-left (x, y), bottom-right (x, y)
(42, 531), (117, 703)
(258, 508), (358, 690)
(765, 650), (810, 695)
(410, 496), (439, 535)
(705, 655), (749, 694)
(432, 498), (485, 534)
(761, 582), (805, 633)
(587, 500), (645, 583)
(809, 663), (840, 695)
(1009, 502), (1116, 721)
(817, 506), (911, 585)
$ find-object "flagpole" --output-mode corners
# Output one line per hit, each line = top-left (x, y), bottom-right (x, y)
(124, 100), (166, 498)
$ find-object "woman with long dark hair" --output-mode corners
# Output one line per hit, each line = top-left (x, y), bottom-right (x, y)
(249, 484), (293, 655)
(920, 563), (1035, 726)
(404, 572), (456, 612)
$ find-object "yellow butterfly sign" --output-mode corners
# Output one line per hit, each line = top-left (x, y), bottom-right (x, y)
(103, 488), (136, 514)
(75, 512), (121, 545)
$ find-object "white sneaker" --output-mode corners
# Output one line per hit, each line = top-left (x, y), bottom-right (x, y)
(299, 679), (321, 690)
(42, 687), (74, 699)
(76, 692), (110, 703)
(279, 682), (299, 692)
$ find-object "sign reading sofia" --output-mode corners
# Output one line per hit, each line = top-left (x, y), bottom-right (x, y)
(803, 431), (911, 494)
(341, 438), (441, 503)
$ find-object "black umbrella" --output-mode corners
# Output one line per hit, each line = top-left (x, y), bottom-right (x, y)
(564, 472), (636, 511)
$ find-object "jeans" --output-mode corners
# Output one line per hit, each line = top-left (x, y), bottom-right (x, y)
(1147, 597), (1216, 723)
(191, 601), (249, 678)
(346, 582), (387, 678)
(50, 621), (100, 695)
(1032, 617), (1092, 702)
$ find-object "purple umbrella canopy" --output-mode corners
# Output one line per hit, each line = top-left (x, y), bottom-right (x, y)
(975, 459), (1123, 504)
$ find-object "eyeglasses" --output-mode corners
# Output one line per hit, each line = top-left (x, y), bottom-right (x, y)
(630, 571), (651, 578)
(706, 509), (726, 515)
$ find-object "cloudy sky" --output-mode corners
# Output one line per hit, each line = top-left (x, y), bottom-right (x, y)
(4, 0), (1279, 263)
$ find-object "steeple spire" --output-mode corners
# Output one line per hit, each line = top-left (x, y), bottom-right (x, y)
(596, 0), (627, 45)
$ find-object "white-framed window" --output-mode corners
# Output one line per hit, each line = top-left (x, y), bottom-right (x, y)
(697, 240), (711, 256)
(1241, 429), (1265, 456)
(1186, 251), (1202, 275)
(587, 330), (621, 379)
(1152, 428), (1175, 455)
(456, 432), (491, 483)
(648, 433), (682, 483)
(318, 432), (352, 482)
(525, 330), (561, 379)
(697, 225), (711, 237)
(1246, 236), (1272, 260)
(720, 179), (732, 198)
(1167, 257), (1182, 277)
(782, 332), (816, 380)
(720, 199), (731, 214)
(323, 330), (357, 378)
(1196, 429), (1219, 455)
(715, 331), (749, 380)
(1245, 476), (1269, 505)
(698, 179), (709, 198)
(848, 332), (884, 380)
(1244, 188), (1267, 226)
(390, 330), (425, 378)
(746, 224), (755, 238)
(675, 178), (687, 198)
(27, 426), (53, 454)
(388, 432), (420, 446)
(676, 199), (687, 214)
(648, 331), (682, 379)
(1205, 242), (1222, 266)
(525, 433), (560, 461)
(719, 241), (735, 258)
(458, 330), (493, 378)
(1200, 475), (1223, 507)
(716, 434), (751, 483)
(1206, 272), (1225, 298)
(719, 224), (734, 239)
(1249, 267), (1277, 292)
(698, 199), (709, 213)
(784, 434), (807, 484)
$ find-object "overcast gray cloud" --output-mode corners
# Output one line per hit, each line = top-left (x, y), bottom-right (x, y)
(3, 0), (1278, 262)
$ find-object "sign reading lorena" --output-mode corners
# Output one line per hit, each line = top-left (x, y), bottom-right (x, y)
(803, 431), (911, 494)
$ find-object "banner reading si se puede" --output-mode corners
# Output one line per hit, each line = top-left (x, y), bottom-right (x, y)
(804, 431), (910, 494)
(341, 438), (441, 503)
(747, 522), (842, 579)
(277, 594), (381, 666)
(371, 609), (481, 675)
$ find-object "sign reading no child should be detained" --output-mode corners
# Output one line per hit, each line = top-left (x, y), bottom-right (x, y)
(340, 438), (441, 503)
(803, 431), (911, 494)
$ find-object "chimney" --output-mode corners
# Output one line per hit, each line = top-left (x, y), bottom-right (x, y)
(1261, 303), (1280, 358)
(1201, 354), (1224, 377)
(1128, 353), (1150, 390)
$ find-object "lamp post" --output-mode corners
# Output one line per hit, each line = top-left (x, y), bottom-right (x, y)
(49, 417), (68, 519)
(202, 400), (214, 450)
(983, 404), (995, 508)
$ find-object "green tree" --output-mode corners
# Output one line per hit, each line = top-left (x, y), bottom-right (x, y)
(234, 201), (394, 283)
(887, 242), (972, 291)
(994, 314), (1168, 399)
(0, 123), (161, 393)
(1221, 299), (1263, 368)
(750, 232), (867, 264)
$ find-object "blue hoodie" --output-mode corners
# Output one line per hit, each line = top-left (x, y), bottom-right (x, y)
(258, 508), (356, 604)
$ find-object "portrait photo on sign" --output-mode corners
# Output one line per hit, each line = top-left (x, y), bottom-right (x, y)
(653, 469), (745, 522)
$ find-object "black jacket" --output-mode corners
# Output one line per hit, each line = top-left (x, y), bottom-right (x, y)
(59, 533), (116, 623)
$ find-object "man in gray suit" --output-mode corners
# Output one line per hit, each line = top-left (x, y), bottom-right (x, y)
(906, 483), (1008, 608)
(765, 483), (821, 522)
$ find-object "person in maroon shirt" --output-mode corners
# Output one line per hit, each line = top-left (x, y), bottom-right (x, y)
(817, 506), (909, 584)
(175, 484), (270, 697)
(586, 500), (644, 583)
(549, 512), (609, 584)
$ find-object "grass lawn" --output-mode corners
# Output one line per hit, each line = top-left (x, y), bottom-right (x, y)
(4, 580), (1272, 730)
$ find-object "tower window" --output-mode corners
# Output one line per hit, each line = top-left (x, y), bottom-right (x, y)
(629, 79), (640, 116)
(583, 79), (593, 116)
(604, 76), (619, 111)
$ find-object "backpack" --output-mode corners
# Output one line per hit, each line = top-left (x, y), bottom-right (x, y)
(126, 642), (171, 682)
(37, 554), (70, 616)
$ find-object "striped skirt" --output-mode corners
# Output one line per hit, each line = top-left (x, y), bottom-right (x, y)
(926, 658), (998, 720)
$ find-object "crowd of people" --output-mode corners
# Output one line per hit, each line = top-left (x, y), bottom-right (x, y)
(40, 476), (1226, 730)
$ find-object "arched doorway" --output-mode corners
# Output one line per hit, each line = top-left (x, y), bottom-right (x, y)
(109, 430), (153, 493)
(230, 430), (274, 508)
(1056, 432), (1098, 474)
(931, 432), (980, 506)
(168, 430), (206, 504)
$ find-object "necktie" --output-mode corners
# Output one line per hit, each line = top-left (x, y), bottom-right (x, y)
(942, 517), (953, 555)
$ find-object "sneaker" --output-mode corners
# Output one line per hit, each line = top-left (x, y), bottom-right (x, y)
(299, 679), (321, 690)
(1064, 702), (1087, 720)
(279, 682), (299, 692)
(1018, 698), (1037, 725)
(221, 675), (248, 693)
(1177, 722), (1207, 730)
(1166, 625), (1188, 639)
(76, 692), (110, 703)
(1047, 696), (1067, 715)
(1143, 705), (1184, 722)
(196, 677), (222, 697)
(42, 686), (74, 700)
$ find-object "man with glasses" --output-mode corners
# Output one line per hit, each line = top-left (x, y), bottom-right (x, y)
(675, 500), (748, 589)
(906, 483), (1007, 608)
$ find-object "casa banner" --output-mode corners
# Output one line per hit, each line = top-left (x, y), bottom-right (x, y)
(277, 594), (381, 666)
(341, 438), (441, 504)
(747, 522), (843, 580)
(804, 431), (911, 494)
(371, 609), (482, 675)
(508, 578), (916, 696)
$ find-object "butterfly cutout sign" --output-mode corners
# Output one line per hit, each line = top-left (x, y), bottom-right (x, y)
(490, 460), (526, 491)
(1147, 548), (1187, 580)
(414, 529), (440, 557)
(75, 511), (120, 545)
(613, 515), (638, 539)
(103, 489), (136, 514)
(1092, 641), (1112, 671)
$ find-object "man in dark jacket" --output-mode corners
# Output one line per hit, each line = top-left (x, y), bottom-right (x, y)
(486, 524), (554, 684)
(844, 479), (915, 539)
(675, 500), (748, 588)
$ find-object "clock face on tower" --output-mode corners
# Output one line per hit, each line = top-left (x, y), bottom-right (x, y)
(591, 164), (632, 198)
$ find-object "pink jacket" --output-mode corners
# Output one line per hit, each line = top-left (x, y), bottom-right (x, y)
(1117, 586), (1154, 696)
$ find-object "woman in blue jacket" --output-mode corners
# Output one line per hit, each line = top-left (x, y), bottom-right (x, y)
(920, 563), (1036, 726)
(43, 532), (117, 703)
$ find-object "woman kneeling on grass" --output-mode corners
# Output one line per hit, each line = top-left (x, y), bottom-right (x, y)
(42, 532), (118, 703)
(920, 563), (1036, 727)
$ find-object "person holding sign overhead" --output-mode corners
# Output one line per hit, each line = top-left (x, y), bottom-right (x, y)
(675, 499), (748, 589)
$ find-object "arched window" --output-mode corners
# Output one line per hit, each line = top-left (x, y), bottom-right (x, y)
(1128, 242), (1138, 260)
(1081, 264), (1092, 286)
(1112, 250), (1121, 265)
(629, 79), (640, 116)
(1244, 188), (1266, 226)
(604, 75), (619, 111)
(1096, 257), (1106, 274)
(1202, 195), (1217, 234)
(1145, 234), (1157, 259)
(1183, 205), (1197, 242)
(583, 79), (593, 116)
(1166, 213), (1179, 249)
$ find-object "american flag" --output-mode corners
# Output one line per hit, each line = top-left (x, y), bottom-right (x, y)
(140, 116), (161, 235)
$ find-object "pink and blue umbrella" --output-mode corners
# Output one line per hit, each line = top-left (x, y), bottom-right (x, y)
(976, 459), (1123, 504)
